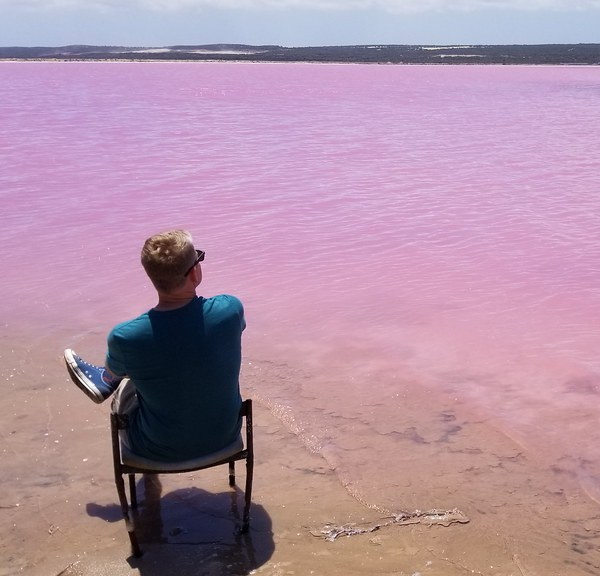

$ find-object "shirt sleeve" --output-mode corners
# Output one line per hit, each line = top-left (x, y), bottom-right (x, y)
(227, 294), (246, 332)
(105, 326), (128, 378)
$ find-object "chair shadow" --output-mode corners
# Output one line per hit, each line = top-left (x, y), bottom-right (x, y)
(87, 475), (274, 575)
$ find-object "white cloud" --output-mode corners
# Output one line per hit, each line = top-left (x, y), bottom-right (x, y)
(2, 0), (600, 11)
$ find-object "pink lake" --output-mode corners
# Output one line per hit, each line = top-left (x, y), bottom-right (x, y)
(2, 61), (600, 573)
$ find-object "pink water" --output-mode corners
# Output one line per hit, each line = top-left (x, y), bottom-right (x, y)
(2, 61), (600, 570)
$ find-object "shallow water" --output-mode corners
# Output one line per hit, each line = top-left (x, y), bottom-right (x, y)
(2, 61), (600, 573)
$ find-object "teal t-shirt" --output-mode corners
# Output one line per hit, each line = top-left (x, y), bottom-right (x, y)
(106, 295), (245, 462)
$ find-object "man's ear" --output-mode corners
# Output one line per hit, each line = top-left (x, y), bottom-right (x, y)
(190, 263), (203, 285)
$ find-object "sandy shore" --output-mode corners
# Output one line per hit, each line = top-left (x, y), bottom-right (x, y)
(3, 342), (600, 576)
(1, 378), (473, 576)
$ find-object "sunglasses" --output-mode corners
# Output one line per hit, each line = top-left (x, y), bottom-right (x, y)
(184, 249), (205, 277)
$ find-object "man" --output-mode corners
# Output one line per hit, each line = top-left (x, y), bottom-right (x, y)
(64, 229), (246, 462)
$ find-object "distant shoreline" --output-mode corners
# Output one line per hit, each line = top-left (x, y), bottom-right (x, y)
(1, 43), (599, 65)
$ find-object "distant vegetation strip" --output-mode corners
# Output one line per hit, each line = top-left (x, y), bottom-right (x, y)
(1, 44), (599, 65)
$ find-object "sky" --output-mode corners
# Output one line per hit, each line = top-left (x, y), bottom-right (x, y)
(0, 0), (599, 48)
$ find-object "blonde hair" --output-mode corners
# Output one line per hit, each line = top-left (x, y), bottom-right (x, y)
(141, 230), (196, 293)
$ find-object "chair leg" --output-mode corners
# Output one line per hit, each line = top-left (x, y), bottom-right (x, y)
(128, 474), (138, 510)
(242, 455), (253, 532)
(111, 412), (142, 556)
(240, 398), (253, 532)
(228, 461), (235, 487)
(115, 471), (143, 557)
(128, 530), (142, 558)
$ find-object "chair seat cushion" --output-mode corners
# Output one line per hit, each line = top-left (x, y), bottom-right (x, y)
(120, 434), (245, 472)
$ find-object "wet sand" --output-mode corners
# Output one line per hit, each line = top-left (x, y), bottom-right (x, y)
(2, 361), (468, 576)
(3, 339), (600, 576)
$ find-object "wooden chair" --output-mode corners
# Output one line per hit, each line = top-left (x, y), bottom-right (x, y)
(110, 399), (254, 557)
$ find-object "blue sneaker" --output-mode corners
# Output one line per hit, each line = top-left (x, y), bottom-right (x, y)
(64, 349), (121, 404)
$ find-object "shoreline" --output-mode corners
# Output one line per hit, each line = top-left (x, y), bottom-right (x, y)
(3, 342), (600, 575)
(2, 59), (599, 68)
(2, 379), (477, 576)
